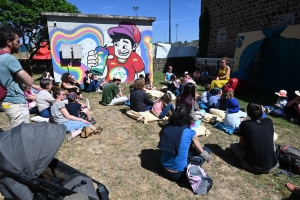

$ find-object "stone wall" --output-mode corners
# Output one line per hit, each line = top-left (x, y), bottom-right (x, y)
(201, 0), (300, 57)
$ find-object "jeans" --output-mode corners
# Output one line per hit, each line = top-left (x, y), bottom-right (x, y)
(40, 107), (51, 118)
(1, 102), (30, 128)
(62, 120), (92, 133)
(158, 103), (174, 118)
(162, 147), (211, 182)
(29, 107), (38, 115)
(85, 80), (100, 92)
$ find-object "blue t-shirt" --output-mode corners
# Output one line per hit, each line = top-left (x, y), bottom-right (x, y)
(0, 54), (26, 104)
(65, 102), (81, 117)
(161, 128), (196, 171)
(165, 72), (174, 82)
(207, 94), (220, 108)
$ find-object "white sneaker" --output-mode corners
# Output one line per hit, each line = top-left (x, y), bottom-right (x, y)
(265, 107), (271, 114)
(85, 98), (90, 109)
(97, 89), (102, 93)
(290, 118), (299, 124)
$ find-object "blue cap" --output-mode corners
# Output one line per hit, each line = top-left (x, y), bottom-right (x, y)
(228, 98), (240, 113)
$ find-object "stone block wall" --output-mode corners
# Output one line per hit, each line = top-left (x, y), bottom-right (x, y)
(201, 0), (300, 57)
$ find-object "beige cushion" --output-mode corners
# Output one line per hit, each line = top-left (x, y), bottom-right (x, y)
(202, 113), (224, 123)
(145, 90), (176, 101)
(209, 108), (225, 119)
(192, 124), (211, 136)
(126, 109), (168, 124)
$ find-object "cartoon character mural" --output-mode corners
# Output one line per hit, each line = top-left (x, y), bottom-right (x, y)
(87, 22), (145, 82)
(49, 22), (152, 84)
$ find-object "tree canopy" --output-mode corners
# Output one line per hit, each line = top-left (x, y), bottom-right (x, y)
(0, 0), (79, 61)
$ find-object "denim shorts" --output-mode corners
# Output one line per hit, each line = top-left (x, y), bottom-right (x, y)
(62, 120), (91, 132)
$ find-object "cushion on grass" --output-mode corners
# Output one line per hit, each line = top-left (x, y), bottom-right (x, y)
(145, 90), (176, 101)
(209, 108), (225, 119)
(126, 109), (168, 124)
(202, 113), (224, 124)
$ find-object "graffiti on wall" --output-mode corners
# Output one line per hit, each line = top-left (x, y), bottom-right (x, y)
(49, 22), (152, 84)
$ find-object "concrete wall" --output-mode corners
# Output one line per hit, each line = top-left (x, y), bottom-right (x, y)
(43, 12), (155, 83)
(201, 0), (300, 57)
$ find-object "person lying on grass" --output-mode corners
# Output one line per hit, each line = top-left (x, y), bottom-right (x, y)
(50, 89), (99, 141)
(65, 92), (96, 125)
(230, 103), (279, 174)
(158, 104), (212, 182)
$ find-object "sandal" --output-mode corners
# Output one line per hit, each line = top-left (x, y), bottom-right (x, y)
(94, 127), (103, 135)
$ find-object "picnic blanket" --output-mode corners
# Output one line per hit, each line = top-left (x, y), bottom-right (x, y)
(126, 109), (168, 124)
(213, 122), (235, 135)
(145, 90), (176, 101)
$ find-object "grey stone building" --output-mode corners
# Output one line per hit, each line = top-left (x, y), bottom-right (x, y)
(201, 0), (300, 58)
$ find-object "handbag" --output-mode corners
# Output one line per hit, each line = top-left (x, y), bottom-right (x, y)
(0, 85), (7, 101)
(80, 127), (94, 138)
(28, 101), (37, 109)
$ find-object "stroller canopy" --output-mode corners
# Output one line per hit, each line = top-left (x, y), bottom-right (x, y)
(0, 122), (66, 179)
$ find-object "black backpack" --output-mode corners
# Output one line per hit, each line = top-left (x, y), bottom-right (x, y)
(276, 144), (300, 174)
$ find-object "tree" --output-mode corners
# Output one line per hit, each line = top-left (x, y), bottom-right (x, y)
(199, 6), (211, 57)
(0, 0), (80, 72)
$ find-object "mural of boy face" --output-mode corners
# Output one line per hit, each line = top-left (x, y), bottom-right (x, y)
(113, 38), (137, 60)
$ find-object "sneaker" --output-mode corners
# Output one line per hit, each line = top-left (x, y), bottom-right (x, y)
(97, 88), (103, 93)
(85, 98), (90, 109)
(290, 118), (299, 124)
(68, 133), (73, 142)
(89, 118), (97, 125)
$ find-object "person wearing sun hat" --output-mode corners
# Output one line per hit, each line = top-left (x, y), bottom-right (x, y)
(223, 98), (247, 130)
(264, 89), (288, 116)
(284, 90), (300, 124)
(101, 74), (128, 106)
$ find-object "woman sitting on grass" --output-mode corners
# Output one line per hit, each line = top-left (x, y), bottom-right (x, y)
(176, 83), (201, 122)
(151, 92), (174, 119)
(158, 104), (212, 182)
(130, 79), (154, 112)
(144, 73), (156, 90)
(50, 89), (99, 141)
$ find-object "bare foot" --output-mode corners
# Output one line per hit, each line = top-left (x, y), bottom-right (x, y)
(286, 183), (300, 196)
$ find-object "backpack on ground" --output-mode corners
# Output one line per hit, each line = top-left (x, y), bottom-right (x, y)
(186, 164), (213, 195)
(276, 144), (300, 174)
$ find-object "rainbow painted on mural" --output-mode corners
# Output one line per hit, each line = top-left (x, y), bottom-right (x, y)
(49, 25), (104, 83)
(140, 30), (153, 77)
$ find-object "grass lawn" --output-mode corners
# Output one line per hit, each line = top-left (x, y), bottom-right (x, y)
(0, 71), (300, 200)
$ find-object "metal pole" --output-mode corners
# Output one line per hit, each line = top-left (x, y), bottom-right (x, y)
(133, 6), (139, 17)
(169, 0), (171, 44)
(175, 24), (179, 42)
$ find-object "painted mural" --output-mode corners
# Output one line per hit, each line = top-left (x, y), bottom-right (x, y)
(49, 22), (153, 84)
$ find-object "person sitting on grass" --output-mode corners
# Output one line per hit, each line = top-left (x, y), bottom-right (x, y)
(206, 87), (221, 109)
(167, 75), (180, 96)
(101, 75), (128, 106)
(283, 90), (300, 124)
(164, 66), (174, 84)
(158, 104), (212, 182)
(36, 78), (55, 118)
(144, 73), (156, 90)
(151, 92), (174, 119)
(23, 85), (38, 115)
(230, 102), (279, 174)
(193, 68), (201, 82)
(83, 70), (100, 93)
(223, 98), (247, 130)
(264, 90), (288, 116)
(130, 78), (154, 112)
(65, 92), (96, 125)
(51, 89), (100, 141)
(200, 67), (209, 81)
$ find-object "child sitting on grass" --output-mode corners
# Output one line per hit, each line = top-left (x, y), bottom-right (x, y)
(65, 92), (96, 125)
(264, 90), (288, 116)
(167, 75), (180, 96)
(145, 73), (157, 90)
(151, 92), (174, 119)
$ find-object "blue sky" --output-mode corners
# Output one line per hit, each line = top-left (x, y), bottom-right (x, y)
(68, 0), (201, 43)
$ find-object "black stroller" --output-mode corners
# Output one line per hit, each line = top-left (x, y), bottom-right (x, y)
(0, 122), (109, 200)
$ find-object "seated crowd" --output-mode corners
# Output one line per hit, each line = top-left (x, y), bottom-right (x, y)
(17, 63), (300, 195)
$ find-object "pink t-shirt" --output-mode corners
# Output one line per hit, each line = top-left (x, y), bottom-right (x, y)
(25, 91), (34, 104)
(151, 100), (163, 116)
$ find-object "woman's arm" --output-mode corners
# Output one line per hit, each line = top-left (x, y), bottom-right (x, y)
(61, 82), (77, 89)
(60, 107), (89, 123)
(143, 93), (154, 106)
(26, 94), (36, 101)
(219, 66), (230, 80)
(192, 135), (204, 154)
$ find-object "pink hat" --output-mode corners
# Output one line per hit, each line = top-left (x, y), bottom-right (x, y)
(108, 22), (141, 43)
(275, 90), (287, 97)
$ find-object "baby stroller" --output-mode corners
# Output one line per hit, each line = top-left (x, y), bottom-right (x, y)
(0, 122), (109, 200)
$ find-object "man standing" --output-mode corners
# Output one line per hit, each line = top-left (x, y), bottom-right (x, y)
(101, 75), (127, 106)
(0, 26), (33, 128)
